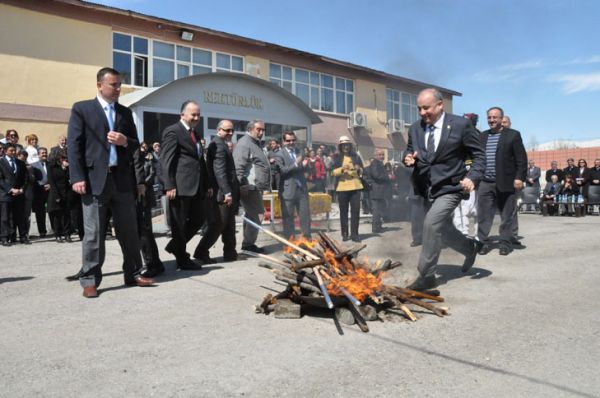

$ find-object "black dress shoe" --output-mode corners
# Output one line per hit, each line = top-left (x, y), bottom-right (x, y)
(39, 232), (47, 238)
(20, 237), (31, 245)
(410, 241), (422, 247)
(141, 265), (165, 278)
(241, 244), (265, 254)
(55, 236), (64, 243)
(193, 252), (217, 264)
(351, 235), (361, 242)
(478, 244), (492, 255)
(342, 235), (350, 242)
(499, 246), (513, 256)
(177, 259), (203, 271)
(407, 275), (439, 291)
(1, 240), (11, 247)
(65, 270), (84, 281)
(222, 255), (238, 262)
(64, 235), (73, 243)
(462, 239), (483, 273)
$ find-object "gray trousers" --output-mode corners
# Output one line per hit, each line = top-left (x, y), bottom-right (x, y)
(418, 192), (472, 278)
(240, 189), (264, 247)
(80, 175), (142, 288)
(280, 192), (311, 239)
(477, 181), (517, 248)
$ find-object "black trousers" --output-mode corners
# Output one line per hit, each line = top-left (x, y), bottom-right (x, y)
(0, 197), (26, 241)
(49, 209), (69, 237)
(477, 181), (518, 248)
(166, 190), (205, 262)
(32, 190), (48, 235)
(338, 189), (361, 237)
(370, 198), (386, 231)
(196, 198), (238, 258)
(137, 195), (161, 269)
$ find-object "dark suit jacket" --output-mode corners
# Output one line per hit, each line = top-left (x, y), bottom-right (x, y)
(526, 166), (541, 187)
(480, 128), (528, 193)
(0, 156), (27, 202)
(563, 166), (578, 178)
(67, 98), (139, 196)
(275, 147), (309, 201)
(545, 168), (564, 183)
(160, 121), (208, 198)
(47, 163), (71, 213)
(206, 136), (239, 206)
(407, 113), (485, 199)
(365, 159), (391, 200)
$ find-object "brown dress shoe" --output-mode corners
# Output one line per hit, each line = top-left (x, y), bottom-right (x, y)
(82, 286), (98, 298)
(126, 275), (155, 287)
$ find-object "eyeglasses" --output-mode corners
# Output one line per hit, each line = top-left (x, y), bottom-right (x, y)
(220, 128), (234, 133)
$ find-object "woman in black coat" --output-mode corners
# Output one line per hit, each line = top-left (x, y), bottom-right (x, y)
(47, 150), (72, 242)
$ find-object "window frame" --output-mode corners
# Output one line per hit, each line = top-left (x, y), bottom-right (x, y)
(112, 32), (245, 88)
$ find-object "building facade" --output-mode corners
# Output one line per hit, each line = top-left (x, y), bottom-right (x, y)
(0, 0), (460, 160)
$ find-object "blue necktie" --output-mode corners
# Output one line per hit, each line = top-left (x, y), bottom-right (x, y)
(107, 104), (117, 166)
(9, 158), (16, 173)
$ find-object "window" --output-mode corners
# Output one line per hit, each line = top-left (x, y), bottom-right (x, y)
(271, 63), (354, 115)
(386, 88), (418, 124)
(112, 32), (243, 87)
(269, 63), (293, 93)
(113, 32), (148, 86)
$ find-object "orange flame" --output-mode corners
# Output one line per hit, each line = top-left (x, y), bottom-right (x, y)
(284, 236), (384, 301)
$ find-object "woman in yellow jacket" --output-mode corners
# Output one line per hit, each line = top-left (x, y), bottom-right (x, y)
(331, 136), (363, 242)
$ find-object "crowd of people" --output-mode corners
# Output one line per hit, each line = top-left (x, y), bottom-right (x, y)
(4, 67), (598, 297)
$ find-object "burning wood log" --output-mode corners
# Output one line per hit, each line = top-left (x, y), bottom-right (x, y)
(246, 226), (448, 331)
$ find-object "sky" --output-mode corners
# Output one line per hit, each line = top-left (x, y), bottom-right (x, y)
(94, 0), (600, 147)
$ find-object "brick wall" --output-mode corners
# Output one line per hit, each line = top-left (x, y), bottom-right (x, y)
(527, 147), (600, 170)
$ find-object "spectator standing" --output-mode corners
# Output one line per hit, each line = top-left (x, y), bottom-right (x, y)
(306, 148), (326, 192)
(526, 160), (541, 187)
(589, 159), (600, 185)
(366, 149), (391, 233)
(195, 120), (240, 263)
(234, 120), (271, 253)
(17, 150), (34, 244)
(274, 131), (311, 239)
(47, 149), (73, 243)
(545, 161), (564, 183)
(0, 143), (28, 246)
(24, 134), (40, 165)
(49, 135), (67, 162)
(477, 107), (528, 256)
(267, 139), (280, 191)
(31, 147), (50, 237)
(1, 130), (23, 152)
(134, 144), (164, 277)
(563, 158), (578, 179)
(332, 135), (364, 242)
(575, 159), (590, 197)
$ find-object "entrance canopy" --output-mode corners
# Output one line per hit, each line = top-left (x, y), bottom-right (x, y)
(120, 72), (321, 145)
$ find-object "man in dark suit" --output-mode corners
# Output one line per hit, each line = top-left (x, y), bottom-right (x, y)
(0, 143), (27, 246)
(31, 147), (50, 237)
(274, 131), (311, 239)
(194, 120), (240, 262)
(403, 88), (485, 291)
(563, 158), (578, 179)
(161, 100), (210, 270)
(67, 67), (153, 298)
(48, 135), (67, 163)
(545, 161), (564, 183)
(366, 149), (391, 233)
(477, 107), (528, 256)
